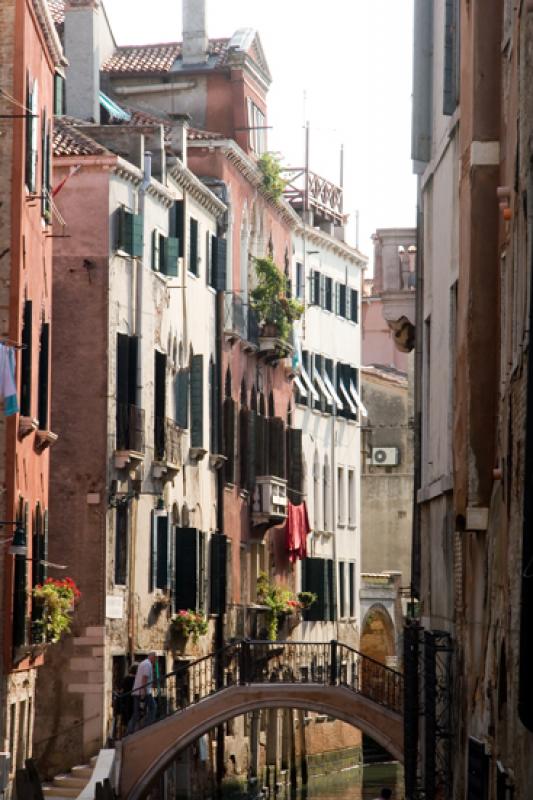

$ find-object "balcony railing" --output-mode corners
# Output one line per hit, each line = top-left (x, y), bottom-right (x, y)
(282, 168), (344, 225)
(224, 292), (259, 345)
(155, 417), (182, 467)
(116, 403), (145, 454)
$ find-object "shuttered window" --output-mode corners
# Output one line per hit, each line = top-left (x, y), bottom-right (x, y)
(287, 428), (303, 504)
(25, 77), (38, 193)
(20, 301), (32, 417)
(268, 417), (286, 479)
(154, 351), (166, 460)
(41, 110), (51, 220)
(239, 407), (249, 489)
(211, 236), (227, 290)
(190, 354), (204, 448)
(313, 354), (323, 412)
(173, 528), (205, 611)
(350, 289), (358, 323)
(223, 397), (237, 484)
(32, 504), (45, 588)
(117, 208), (143, 257)
(115, 504), (128, 585)
(325, 277), (333, 311)
(210, 359), (219, 454)
(13, 503), (29, 648)
(150, 512), (171, 592)
(349, 562), (355, 617)
(301, 557), (336, 622)
(54, 72), (65, 116)
(255, 413), (268, 477)
(209, 533), (228, 615)
(443, 0), (460, 116)
(152, 232), (179, 277)
(325, 358), (334, 415)
(38, 322), (50, 430)
(189, 217), (199, 276)
(338, 284), (347, 318)
(310, 270), (321, 305)
(170, 200), (185, 257)
(339, 562), (346, 618)
(296, 262), (304, 299)
(175, 368), (190, 429)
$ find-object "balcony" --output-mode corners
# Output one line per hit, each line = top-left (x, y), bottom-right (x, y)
(115, 403), (145, 469)
(282, 168), (344, 227)
(252, 475), (288, 525)
(153, 417), (182, 478)
(224, 292), (260, 350)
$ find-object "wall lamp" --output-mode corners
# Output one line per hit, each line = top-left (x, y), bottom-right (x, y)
(0, 521), (27, 557)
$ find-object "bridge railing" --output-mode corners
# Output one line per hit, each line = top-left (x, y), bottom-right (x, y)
(111, 639), (403, 740)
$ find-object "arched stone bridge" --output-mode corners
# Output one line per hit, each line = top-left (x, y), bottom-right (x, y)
(116, 640), (404, 800)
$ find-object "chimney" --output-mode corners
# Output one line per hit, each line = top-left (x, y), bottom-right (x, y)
(182, 0), (209, 65)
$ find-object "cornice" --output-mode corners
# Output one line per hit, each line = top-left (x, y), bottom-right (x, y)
(33, 0), (66, 69)
(168, 160), (227, 218)
(296, 224), (369, 267)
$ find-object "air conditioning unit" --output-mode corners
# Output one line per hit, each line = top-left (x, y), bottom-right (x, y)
(253, 476), (288, 523)
(370, 447), (400, 466)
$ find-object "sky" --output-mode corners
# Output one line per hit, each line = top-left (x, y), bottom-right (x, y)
(103, 0), (417, 267)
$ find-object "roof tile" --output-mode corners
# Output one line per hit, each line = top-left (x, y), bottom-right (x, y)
(101, 38), (230, 75)
(53, 118), (108, 157)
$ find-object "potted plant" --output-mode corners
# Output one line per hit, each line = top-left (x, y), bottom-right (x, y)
(257, 153), (286, 201)
(170, 610), (209, 643)
(250, 257), (304, 346)
(297, 591), (318, 611)
(32, 577), (81, 644)
(257, 572), (302, 641)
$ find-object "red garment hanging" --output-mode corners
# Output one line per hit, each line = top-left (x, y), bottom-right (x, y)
(285, 501), (310, 563)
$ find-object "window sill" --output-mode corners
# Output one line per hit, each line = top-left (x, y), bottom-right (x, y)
(115, 249), (134, 259)
(189, 446), (207, 463)
(35, 429), (59, 451)
(19, 416), (38, 439)
(114, 450), (145, 470)
(209, 453), (227, 470)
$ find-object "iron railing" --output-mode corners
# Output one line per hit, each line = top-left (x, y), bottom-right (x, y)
(224, 292), (260, 344)
(116, 403), (145, 454)
(111, 639), (403, 741)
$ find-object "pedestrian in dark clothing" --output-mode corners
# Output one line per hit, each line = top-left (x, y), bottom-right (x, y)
(120, 664), (138, 734)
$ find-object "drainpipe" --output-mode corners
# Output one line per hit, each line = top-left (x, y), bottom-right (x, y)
(411, 177), (424, 604)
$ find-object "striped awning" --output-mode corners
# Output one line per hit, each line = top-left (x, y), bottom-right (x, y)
(99, 92), (132, 122)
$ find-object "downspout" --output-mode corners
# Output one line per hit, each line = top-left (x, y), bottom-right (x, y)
(411, 177), (424, 603)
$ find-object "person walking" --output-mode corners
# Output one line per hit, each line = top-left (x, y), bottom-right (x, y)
(128, 652), (157, 733)
(119, 663), (138, 735)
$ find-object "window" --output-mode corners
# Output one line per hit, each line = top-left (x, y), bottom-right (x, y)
(337, 283), (347, 318)
(174, 367), (190, 429)
(313, 453), (321, 531)
(54, 72), (65, 116)
(209, 359), (219, 454)
(190, 354), (204, 449)
(323, 459), (330, 531)
(350, 289), (358, 323)
(37, 322), (50, 430)
(25, 76), (38, 192)
(211, 235), (227, 290)
(247, 98), (267, 155)
(443, 0), (460, 115)
(150, 511), (170, 592)
(115, 504), (128, 585)
(325, 277), (333, 311)
(169, 200), (185, 258)
(174, 527), (206, 611)
(154, 351), (166, 460)
(239, 406), (257, 491)
(286, 427), (303, 504)
(223, 396), (237, 484)
(32, 504), (48, 588)
(209, 533), (228, 614)
(296, 262), (304, 299)
(337, 466), (346, 525)
(20, 301), (32, 417)
(348, 469), (356, 526)
(41, 110), (51, 220)
(151, 230), (179, 277)
(116, 334), (140, 451)
(205, 231), (212, 286)
(188, 217), (199, 275)
(339, 562), (346, 618)
(310, 270), (320, 305)
(349, 563), (355, 617)
(13, 502), (29, 649)
(301, 557), (336, 622)
(250, 542), (267, 603)
(116, 207), (143, 257)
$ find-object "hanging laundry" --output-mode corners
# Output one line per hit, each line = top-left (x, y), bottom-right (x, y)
(285, 501), (310, 563)
(0, 344), (19, 416)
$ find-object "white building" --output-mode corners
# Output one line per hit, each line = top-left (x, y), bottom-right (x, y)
(291, 225), (367, 644)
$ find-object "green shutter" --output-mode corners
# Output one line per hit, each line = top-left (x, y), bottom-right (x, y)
(174, 528), (199, 610)
(211, 236), (227, 290)
(165, 237), (179, 277)
(210, 359), (219, 454)
(302, 558), (326, 622)
(150, 511), (158, 592)
(327, 558), (337, 621)
(54, 73), (64, 116)
(171, 200), (185, 257)
(151, 230), (158, 270)
(156, 514), (169, 590)
(351, 289), (358, 323)
(287, 428), (303, 504)
(209, 533), (227, 614)
(117, 208), (133, 253)
(339, 562), (346, 618)
(131, 214), (144, 258)
(175, 369), (190, 429)
(189, 218), (198, 275)
(190, 354), (204, 448)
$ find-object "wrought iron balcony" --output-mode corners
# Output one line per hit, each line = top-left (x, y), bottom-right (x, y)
(116, 403), (145, 455)
(224, 291), (259, 347)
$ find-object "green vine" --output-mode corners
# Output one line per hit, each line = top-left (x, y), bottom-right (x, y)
(32, 577), (81, 644)
(257, 572), (303, 641)
(257, 153), (286, 201)
(250, 257), (304, 342)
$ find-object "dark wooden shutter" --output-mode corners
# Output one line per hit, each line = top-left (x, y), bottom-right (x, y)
(127, 336), (138, 406)
(151, 230), (158, 270)
(339, 284), (347, 318)
(287, 428), (303, 504)
(174, 528), (199, 610)
(339, 561), (346, 618)
(190, 354), (204, 448)
(319, 274), (325, 308)
(156, 514), (169, 590)
(210, 360), (219, 454)
(312, 271), (320, 305)
(150, 511), (158, 592)
(327, 558), (337, 621)
(349, 562), (355, 617)
(189, 218), (198, 275)
(38, 323), (50, 430)
(172, 200), (185, 257)
(268, 417), (285, 478)
(155, 351), (166, 419)
(175, 369), (190, 429)
(165, 237), (179, 277)
(54, 72), (64, 116)
(223, 397), (236, 483)
(239, 407), (249, 488)
(20, 301), (32, 417)
(443, 0), (459, 115)
(325, 277), (333, 311)
(247, 410), (257, 490)
(302, 558), (326, 622)
(313, 354), (322, 412)
(42, 509), (49, 583)
(116, 334), (129, 408)
(209, 534), (228, 614)
(13, 503), (29, 648)
(256, 414), (267, 476)
(325, 358), (334, 415)
(350, 289), (358, 323)
(132, 214), (144, 258)
(211, 236), (227, 290)
(115, 504), (128, 585)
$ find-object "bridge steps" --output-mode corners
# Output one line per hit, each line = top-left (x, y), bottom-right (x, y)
(42, 756), (97, 799)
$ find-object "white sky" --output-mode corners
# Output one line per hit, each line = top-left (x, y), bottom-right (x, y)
(103, 0), (417, 266)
